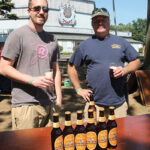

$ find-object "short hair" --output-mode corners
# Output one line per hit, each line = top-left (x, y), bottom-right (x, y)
(28, 0), (48, 8)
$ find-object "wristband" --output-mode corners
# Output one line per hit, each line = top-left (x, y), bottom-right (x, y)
(76, 88), (82, 93)
(29, 76), (34, 85)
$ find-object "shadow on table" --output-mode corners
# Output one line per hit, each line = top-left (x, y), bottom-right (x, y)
(119, 137), (150, 150)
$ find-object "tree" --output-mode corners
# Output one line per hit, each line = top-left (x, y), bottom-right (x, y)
(110, 18), (146, 45)
(0, 0), (18, 19)
(129, 19), (147, 45)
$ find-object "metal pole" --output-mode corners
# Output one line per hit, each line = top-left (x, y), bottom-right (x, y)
(112, 0), (117, 35)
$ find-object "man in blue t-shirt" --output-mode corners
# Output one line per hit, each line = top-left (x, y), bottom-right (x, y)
(68, 8), (141, 119)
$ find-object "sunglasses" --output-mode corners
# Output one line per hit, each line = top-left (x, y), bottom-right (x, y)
(92, 8), (109, 15)
(29, 6), (49, 13)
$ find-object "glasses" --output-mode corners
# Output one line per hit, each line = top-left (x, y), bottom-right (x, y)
(29, 6), (49, 13)
(92, 18), (108, 24)
(92, 8), (109, 15)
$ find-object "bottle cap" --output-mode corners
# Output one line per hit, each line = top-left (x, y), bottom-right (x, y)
(65, 111), (71, 115)
(53, 113), (59, 116)
(77, 110), (83, 114)
(109, 106), (115, 109)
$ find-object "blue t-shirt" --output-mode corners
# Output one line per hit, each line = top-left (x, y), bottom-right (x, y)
(69, 34), (139, 106)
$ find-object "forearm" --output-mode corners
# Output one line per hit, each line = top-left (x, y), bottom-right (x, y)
(67, 64), (81, 91)
(0, 63), (31, 84)
(123, 59), (141, 75)
(53, 62), (62, 100)
(0, 57), (53, 88)
(54, 70), (62, 100)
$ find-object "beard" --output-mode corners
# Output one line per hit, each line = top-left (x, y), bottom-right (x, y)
(30, 15), (47, 26)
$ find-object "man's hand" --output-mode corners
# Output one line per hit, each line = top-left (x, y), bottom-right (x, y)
(56, 98), (62, 108)
(113, 66), (124, 78)
(32, 76), (54, 88)
(77, 89), (93, 102)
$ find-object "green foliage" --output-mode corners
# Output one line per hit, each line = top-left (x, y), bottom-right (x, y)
(129, 19), (147, 45)
(61, 52), (73, 56)
(58, 45), (63, 52)
(139, 47), (143, 54)
(110, 18), (147, 44)
(0, 0), (18, 19)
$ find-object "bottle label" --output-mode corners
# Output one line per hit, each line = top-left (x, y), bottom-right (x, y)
(108, 128), (117, 146)
(90, 101), (95, 105)
(75, 133), (86, 150)
(86, 131), (97, 149)
(98, 130), (108, 148)
(54, 135), (63, 150)
(77, 120), (83, 125)
(88, 118), (94, 124)
(108, 115), (115, 120)
(93, 111), (97, 125)
(99, 117), (106, 122)
(65, 121), (71, 126)
(64, 134), (75, 150)
(53, 122), (60, 128)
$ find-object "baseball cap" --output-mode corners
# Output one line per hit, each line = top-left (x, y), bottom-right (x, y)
(92, 8), (109, 19)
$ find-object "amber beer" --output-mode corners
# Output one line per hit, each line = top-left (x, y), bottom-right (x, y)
(109, 66), (117, 78)
(109, 63), (117, 78)
(88, 94), (97, 125)
(97, 108), (108, 150)
(86, 109), (97, 150)
(74, 110), (86, 150)
(63, 111), (75, 150)
(107, 106), (117, 149)
(51, 113), (63, 150)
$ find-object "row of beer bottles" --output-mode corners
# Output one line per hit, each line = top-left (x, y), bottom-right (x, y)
(51, 107), (117, 150)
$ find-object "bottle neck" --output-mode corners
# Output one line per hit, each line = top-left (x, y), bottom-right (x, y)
(65, 120), (72, 126)
(53, 122), (60, 128)
(77, 119), (83, 125)
(90, 101), (95, 105)
(99, 116), (106, 122)
(88, 118), (94, 124)
(109, 108), (115, 120)
(108, 115), (115, 120)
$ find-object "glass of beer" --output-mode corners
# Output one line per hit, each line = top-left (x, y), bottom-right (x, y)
(109, 63), (117, 78)
(45, 69), (54, 91)
(45, 69), (53, 79)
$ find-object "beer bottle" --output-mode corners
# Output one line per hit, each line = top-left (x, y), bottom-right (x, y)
(63, 111), (75, 150)
(107, 106), (117, 149)
(86, 109), (97, 150)
(97, 107), (107, 150)
(88, 94), (97, 125)
(74, 110), (86, 150)
(51, 113), (63, 150)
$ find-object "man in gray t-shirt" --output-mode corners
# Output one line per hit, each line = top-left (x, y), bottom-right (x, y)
(0, 0), (62, 130)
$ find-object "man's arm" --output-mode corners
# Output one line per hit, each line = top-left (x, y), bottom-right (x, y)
(114, 58), (141, 78)
(0, 57), (53, 88)
(67, 63), (92, 101)
(52, 62), (62, 108)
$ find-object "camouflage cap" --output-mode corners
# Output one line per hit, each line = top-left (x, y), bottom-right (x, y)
(92, 8), (109, 19)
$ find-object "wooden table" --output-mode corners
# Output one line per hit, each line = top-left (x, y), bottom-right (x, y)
(0, 114), (150, 150)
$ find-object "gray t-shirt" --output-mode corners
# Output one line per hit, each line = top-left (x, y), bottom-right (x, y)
(2, 25), (59, 106)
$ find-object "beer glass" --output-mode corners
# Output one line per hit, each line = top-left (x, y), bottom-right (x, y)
(109, 63), (117, 78)
(45, 69), (53, 79)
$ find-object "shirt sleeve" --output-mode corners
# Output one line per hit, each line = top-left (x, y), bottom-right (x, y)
(51, 44), (60, 62)
(124, 39), (139, 62)
(69, 46), (84, 67)
(1, 31), (21, 61)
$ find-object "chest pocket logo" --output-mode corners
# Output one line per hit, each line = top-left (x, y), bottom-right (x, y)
(111, 44), (121, 49)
